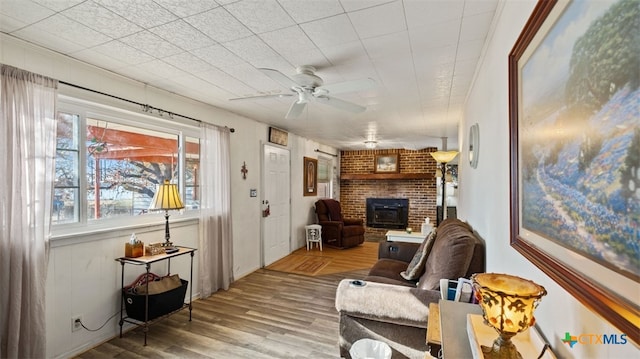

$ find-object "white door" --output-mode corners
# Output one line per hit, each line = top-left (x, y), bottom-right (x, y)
(262, 144), (291, 266)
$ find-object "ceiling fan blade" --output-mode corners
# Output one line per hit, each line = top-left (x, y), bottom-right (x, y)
(314, 78), (375, 96)
(259, 68), (299, 88)
(315, 96), (366, 113)
(229, 93), (293, 101)
(285, 100), (307, 119)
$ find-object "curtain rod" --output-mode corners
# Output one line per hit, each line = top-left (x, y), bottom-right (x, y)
(59, 80), (235, 133)
(315, 149), (337, 157)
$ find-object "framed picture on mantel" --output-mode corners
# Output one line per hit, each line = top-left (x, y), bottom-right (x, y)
(374, 154), (399, 173)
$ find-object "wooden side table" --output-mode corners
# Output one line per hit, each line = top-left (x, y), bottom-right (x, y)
(426, 302), (441, 357)
(115, 246), (196, 345)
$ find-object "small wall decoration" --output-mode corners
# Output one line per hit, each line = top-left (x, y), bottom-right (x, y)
(469, 123), (479, 169)
(269, 127), (288, 146)
(303, 157), (317, 196)
(241, 161), (248, 180)
(374, 153), (399, 173)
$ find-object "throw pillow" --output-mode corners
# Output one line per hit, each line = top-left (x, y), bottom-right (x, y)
(400, 230), (437, 280)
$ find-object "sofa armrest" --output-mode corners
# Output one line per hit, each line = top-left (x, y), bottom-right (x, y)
(378, 241), (420, 262)
(335, 279), (440, 328)
(319, 221), (343, 242)
(343, 218), (363, 226)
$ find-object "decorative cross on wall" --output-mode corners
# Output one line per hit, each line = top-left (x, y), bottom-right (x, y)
(241, 161), (248, 180)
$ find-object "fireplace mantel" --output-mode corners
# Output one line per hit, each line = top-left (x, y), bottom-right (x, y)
(341, 173), (433, 180)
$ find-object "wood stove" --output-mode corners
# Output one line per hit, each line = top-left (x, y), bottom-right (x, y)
(366, 198), (409, 229)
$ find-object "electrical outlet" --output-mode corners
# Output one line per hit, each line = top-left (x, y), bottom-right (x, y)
(71, 316), (82, 332)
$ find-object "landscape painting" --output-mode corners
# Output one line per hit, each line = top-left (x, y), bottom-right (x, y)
(518, 0), (639, 282)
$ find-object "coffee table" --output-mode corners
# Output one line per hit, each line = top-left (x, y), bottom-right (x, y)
(385, 230), (425, 243)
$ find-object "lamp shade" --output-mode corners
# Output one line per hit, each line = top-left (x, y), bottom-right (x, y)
(472, 273), (546, 336)
(149, 179), (184, 211)
(430, 150), (459, 163)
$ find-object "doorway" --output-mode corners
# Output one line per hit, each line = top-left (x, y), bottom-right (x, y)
(262, 144), (291, 266)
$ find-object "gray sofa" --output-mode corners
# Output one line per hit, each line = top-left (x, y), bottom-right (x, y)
(335, 218), (485, 359)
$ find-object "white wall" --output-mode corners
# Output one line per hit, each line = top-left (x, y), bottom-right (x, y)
(1, 34), (337, 358)
(457, 2), (638, 358)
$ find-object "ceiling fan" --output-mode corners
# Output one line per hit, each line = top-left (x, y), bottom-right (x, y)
(230, 65), (375, 119)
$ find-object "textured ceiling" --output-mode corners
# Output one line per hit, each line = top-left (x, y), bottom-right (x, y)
(0, 0), (499, 150)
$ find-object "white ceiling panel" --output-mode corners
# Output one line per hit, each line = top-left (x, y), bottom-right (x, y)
(362, 31), (411, 60)
(61, 1), (142, 39)
(259, 26), (317, 56)
(319, 40), (369, 66)
(340, 0), (395, 13)
(348, 1), (406, 39)
(223, 36), (281, 66)
(150, 20), (216, 51)
(19, 15), (111, 50)
(32, 0), (85, 12)
(455, 39), (485, 62)
(278, 0), (343, 23)
(185, 7), (252, 43)
(0, 0), (53, 24)
(119, 31), (183, 59)
(152, 0), (220, 18)
(220, 62), (284, 93)
(409, 20), (461, 51)
(196, 68), (257, 97)
(300, 14), (359, 48)
(13, 22), (85, 54)
(404, 0), (464, 29)
(463, 0), (499, 17)
(459, 11), (494, 42)
(1, 0), (502, 151)
(89, 40), (155, 66)
(191, 44), (245, 68)
(94, 0), (178, 29)
(162, 52), (214, 75)
(225, 0), (295, 34)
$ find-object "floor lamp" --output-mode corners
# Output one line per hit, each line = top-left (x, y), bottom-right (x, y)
(149, 179), (185, 249)
(430, 151), (458, 225)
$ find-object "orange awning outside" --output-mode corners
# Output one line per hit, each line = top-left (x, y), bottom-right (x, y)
(87, 125), (199, 163)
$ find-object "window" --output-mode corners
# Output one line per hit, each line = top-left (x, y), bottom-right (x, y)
(53, 97), (200, 227)
(317, 157), (332, 198)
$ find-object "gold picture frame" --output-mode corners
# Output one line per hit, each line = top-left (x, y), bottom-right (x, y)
(374, 154), (399, 173)
(268, 127), (288, 146)
(303, 157), (317, 196)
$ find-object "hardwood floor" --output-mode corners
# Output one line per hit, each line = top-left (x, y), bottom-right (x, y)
(76, 243), (378, 358)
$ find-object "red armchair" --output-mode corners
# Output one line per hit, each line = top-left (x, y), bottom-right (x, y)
(315, 199), (365, 248)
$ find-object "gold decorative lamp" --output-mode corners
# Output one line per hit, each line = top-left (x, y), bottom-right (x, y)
(149, 179), (184, 248)
(471, 273), (547, 359)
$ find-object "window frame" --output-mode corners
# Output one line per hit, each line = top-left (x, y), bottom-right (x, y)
(52, 95), (201, 240)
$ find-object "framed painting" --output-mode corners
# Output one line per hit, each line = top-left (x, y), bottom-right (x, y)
(374, 154), (399, 173)
(509, 0), (639, 343)
(269, 127), (288, 146)
(304, 157), (317, 196)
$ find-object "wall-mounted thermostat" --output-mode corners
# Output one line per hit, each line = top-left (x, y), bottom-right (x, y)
(250, 189), (257, 197)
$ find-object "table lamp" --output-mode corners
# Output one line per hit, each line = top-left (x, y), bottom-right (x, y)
(471, 273), (547, 359)
(149, 179), (184, 248)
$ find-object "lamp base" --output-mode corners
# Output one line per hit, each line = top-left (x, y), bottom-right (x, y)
(481, 336), (522, 359)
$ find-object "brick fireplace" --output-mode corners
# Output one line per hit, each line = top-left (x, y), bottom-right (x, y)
(339, 148), (438, 239)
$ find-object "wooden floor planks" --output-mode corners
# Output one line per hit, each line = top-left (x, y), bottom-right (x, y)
(75, 243), (377, 359)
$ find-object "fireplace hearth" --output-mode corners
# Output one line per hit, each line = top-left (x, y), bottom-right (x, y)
(366, 198), (409, 229)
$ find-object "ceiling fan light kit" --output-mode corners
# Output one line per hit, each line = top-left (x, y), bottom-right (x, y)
(229, 65), (374, 120)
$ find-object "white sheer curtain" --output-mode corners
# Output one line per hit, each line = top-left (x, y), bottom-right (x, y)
(0, 65), (58, 358)
(198, 123), (234, 297)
